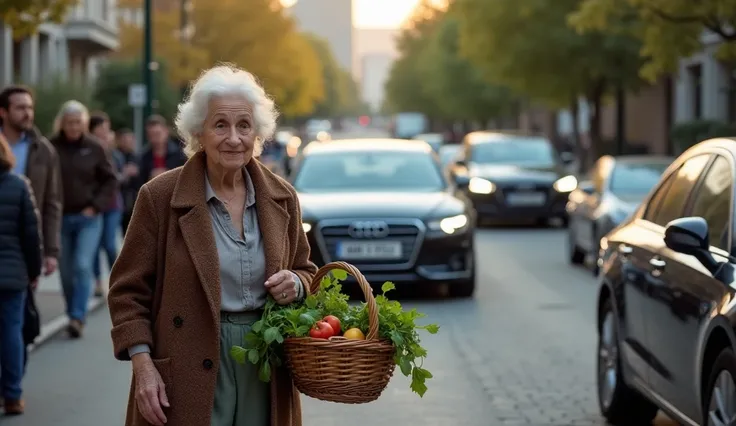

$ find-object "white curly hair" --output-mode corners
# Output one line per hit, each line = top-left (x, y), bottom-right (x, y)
(175, 63), (279, 158)
(52, 100), (89, 135)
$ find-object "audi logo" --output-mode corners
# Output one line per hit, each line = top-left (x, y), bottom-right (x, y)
(348, 221), (390, 239)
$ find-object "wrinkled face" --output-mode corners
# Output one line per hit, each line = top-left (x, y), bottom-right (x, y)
(62, 112), (85, 140)
(200, 95), (256, 172)
(0, 93), (34, 132)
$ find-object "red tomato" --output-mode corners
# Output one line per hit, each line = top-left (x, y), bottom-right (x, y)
(322, 315), (341, 334)
(309, 321), (335, 339)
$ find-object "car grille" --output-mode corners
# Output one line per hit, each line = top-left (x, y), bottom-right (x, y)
(318, 222), (421, 265)
(498, 183), (552, 196)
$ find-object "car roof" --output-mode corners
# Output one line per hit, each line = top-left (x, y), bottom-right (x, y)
(465, 130), (549, 145)
(302, 138), (433, 155)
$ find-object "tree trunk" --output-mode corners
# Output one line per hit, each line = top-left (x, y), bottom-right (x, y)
(586, 79), (606, 168)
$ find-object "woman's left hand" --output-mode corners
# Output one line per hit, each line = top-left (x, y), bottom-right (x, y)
(265, 270), (299, 305)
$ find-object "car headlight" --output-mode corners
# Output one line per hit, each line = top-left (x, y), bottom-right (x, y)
(468, 177), (496, 194)
(553, 175), (578, 192)
(428, 214), (469, 234)
(302, 223), (312, 233)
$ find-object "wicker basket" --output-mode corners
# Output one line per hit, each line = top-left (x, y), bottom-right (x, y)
(283, 261), (396, 404)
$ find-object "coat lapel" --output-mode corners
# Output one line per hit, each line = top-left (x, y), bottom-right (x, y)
(171, 153), (220, 322)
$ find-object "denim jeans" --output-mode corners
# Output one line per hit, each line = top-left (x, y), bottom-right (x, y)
(94, 209), (122, 280)
(60, 214), (103, 322)
(0, 290), (26, 401)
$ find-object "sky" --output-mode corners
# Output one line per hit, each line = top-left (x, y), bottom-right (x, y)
(353, 0), (422, 29)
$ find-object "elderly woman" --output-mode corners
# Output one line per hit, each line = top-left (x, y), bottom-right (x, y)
(107, 65), (317, 426)
(51, 101), (117, 338)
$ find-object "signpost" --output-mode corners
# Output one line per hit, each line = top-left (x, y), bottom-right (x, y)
(128, 84), (147, 151)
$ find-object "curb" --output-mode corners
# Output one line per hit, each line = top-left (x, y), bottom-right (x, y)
(27, 297), (107, 353)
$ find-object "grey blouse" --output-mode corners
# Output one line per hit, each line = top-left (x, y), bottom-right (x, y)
(127, 168), (304, 358)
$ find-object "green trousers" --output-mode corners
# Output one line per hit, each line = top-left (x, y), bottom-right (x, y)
(212, 311), (270, 426)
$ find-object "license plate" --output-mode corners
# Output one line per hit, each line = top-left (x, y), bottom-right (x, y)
(506, 192), (546, 206)
(336, 241), (403, 259)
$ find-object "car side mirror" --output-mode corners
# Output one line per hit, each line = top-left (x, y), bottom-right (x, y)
(578, 181), (595, 195)
(664, 216), (720, 273)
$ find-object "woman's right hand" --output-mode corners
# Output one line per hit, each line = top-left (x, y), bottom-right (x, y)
(132, 353), (170, 425)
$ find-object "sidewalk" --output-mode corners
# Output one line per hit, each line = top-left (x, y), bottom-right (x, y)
(27, 261), (111, 353)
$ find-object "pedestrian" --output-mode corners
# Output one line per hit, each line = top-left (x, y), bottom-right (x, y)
(114, 128), (140, 234)
(136, 114), (187, 185)
(50, 100), (117, 338)
(107, 64), (317, 426)
(0, 132), (42, 416)
(89, 111), (124, 297)
(0, 85), (63, 370)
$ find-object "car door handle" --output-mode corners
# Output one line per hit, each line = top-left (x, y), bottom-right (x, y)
(649, 258), (666, 269)
(618, 244), (633, 255)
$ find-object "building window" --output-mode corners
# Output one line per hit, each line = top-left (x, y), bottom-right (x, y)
(688, 64), (703, 119)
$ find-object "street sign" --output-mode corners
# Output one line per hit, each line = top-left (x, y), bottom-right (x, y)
(128, 84), (147, 108)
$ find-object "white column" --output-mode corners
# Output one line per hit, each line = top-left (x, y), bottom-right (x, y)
(20, 34), (40, 84)
(0, 23), (13, 85)
(674, 62), (693, 123)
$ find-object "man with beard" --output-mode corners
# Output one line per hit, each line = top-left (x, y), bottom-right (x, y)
(0, 85), (63, 371)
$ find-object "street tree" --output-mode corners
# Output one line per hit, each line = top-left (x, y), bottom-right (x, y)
(116, 0), (324, 118)
(454, 0), (642, 160)
(570, 0), (736, 81)
(383, 0), (445, 119)
(418, 13), (519, 125)
(0, 0), (77, 37)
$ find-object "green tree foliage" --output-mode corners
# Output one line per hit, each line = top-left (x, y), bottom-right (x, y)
(92, 59), (179, 131)
(30, 76), (97, 137)
(570, 0), (736, 81)
(418, 12), (519, 123)
(0, 0), (77, 38)
(454, 0), (642, 151)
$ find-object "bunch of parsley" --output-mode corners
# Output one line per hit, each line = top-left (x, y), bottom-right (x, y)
(230, 270), (440, 397)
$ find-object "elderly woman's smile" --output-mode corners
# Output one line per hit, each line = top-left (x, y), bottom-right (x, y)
(204, 95), (256, 172)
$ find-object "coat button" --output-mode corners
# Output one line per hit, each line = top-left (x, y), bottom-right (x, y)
(173, 316), (183, 328)
(203, 359), (213, 370)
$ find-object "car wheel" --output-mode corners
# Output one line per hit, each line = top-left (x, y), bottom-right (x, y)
(597, 298), (659, 425)
(568, 227), (585, 265)
(452, 276), (475, 298)
(703, 347), (736, 426)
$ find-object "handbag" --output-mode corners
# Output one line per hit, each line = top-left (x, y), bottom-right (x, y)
(23, 287), (41, 346)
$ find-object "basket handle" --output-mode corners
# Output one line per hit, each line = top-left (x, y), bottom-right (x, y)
(309, 261), (379, 341)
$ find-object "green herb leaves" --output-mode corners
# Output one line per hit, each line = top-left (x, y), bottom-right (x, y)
(230, 270), (439, 398)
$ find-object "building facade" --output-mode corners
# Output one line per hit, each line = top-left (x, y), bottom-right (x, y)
(0, 0), (119, 86)
(288, 0), (354, 75)
(361, 53), (393, 112)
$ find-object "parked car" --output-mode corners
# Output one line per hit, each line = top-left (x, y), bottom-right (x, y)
(595, 137), (736, 426)
(567, 155), (673, 273)
(291, 138), (476, 297)
(449, 131), (575, 226)
(412, 133), (445, 153)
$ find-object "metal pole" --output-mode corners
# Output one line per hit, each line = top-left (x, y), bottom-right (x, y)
(180, 0), (189, 96)
(143, 0), (154, 122)
(134, 106), (144, 153)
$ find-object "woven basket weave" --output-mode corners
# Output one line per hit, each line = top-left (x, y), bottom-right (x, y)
(283, 261), (396, 404)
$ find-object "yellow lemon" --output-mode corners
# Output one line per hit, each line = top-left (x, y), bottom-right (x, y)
(343, 328), (366, 340)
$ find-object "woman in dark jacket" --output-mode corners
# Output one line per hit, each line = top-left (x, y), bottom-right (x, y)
(0, 132), (42, 416)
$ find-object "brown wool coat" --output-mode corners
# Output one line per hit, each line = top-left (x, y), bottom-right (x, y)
(107, 151), (317, 426)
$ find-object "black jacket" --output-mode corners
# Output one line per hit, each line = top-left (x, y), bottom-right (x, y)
(136, 139), (187, 188)
(0, 170), (42, 292)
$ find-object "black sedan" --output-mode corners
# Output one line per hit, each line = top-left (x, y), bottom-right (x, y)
(567, 155), (673, 272)
(595, 137), (736, 425)
(449, 131), (575, 225)
(291, 139), (476, 297)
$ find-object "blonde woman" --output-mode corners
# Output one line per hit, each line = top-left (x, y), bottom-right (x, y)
(50, 100), (117, 338)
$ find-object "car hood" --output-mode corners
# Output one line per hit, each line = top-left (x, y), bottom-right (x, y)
(468, 163), (566, 184)
(298, 192), (464, 220)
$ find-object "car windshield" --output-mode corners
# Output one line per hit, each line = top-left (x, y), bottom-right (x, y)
(470, 139), (557, 167)
(609, 162), (670, 196)
(293, 151), (446, 193)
